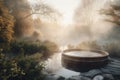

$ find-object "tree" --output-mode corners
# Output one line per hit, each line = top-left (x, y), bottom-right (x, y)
(4, 0), (60, 37)
(100, 4), (120, 26)
(100, 2), (120, 56)
(4, 0), (34, 37)
(0, 1), (14, 44)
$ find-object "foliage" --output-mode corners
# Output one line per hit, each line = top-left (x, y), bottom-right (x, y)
(4, 40), (58, 59)
(4, 0), (34, 37)
(0, 1), (14, 44)
(0, 49), (25, 80)
(16, 55), (45, 80)
(42, 40), (59, 57)
(0, 40), (58, 80)
(100, 4), (120, 26)
(0, 49), (45, 80)
(100, 3), (120, 57)
(4, 0), (60, 37)
(9, 41), (47, 55)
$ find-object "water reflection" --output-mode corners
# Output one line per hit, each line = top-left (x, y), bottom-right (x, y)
(45, 51), (80, 78)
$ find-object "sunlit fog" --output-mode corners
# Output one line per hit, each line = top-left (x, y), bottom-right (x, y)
(29, 0), (80, 25)
(0, 0), (120, 79)
(28, 0), (115, 46)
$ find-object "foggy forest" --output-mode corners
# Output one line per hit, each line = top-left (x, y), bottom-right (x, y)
(0, 0), (120, 80)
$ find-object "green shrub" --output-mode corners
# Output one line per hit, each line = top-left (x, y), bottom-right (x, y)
(16, 56), (45, 80)
(7, 40), (58, 59)
(0, 49), (45, 80)
(0, 49), (25, 80)
(9, 41), (48, 55)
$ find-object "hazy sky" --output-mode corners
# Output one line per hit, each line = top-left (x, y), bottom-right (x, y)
(45, 0), (80, 25)
(29, 0), (80, 25)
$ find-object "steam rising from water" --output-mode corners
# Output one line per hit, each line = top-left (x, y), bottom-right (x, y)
(18, 0), (119, 46)
(27, 0), (120, 78)
(33, 0), (114, 46)
(45, 47), (81, 78)
(45, 52), (62, 73)
(43, 0), (120, 77)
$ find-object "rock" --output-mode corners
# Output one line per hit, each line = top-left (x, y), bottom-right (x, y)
(44, 74), (57, 80)
(101, 58), (120, 76)
(81, 69), (102, 78)
(114, 76), (120, 80)
(67, 76), (91, 80)
(67, 76), (81, 80)
(93, 74), (114, 80)
(45, 74), (66, 80)
(93, 75), (104, 80)
(57, 76), (65, 80)
(45, 74), (65, 80)
(102, 74), (114, 80)
(80, 76), (91, 80)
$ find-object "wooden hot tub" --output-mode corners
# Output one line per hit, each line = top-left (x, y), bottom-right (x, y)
(62, 49), (109, 72)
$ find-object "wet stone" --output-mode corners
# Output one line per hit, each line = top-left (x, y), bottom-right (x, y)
(93, 75), (104, 80)
(67, 76), (91, 80)
(102, 74), (114, 80)
(44, 74), (57, 80)
(80, 76), (92, 80)
(81, 69), (102, 78)
(45, 58), (120, 80)
(100, 58), (120, 76)
(67, 76), (81, 80)
(57, 76), (65, 80)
